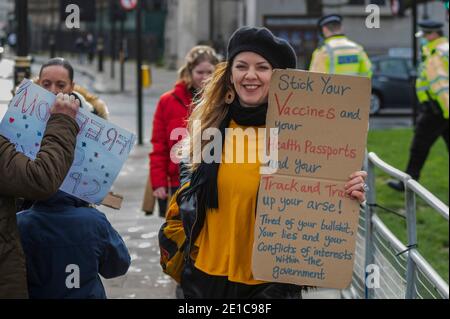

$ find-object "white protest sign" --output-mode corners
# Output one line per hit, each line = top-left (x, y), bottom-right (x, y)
(0, 79), (136, 204)
(252, 69), (371, 289)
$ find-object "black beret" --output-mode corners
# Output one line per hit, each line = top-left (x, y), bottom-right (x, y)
(227, 26), (297, 69)
(318, 14), (343, 27)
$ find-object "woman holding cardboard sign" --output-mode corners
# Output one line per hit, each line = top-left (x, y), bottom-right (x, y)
(16, 57), (110, 212)
(159, 26), (367, 299)
(14, 59), (131, 298)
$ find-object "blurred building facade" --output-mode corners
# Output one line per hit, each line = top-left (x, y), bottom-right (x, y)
(0, 0), (14, 27)
(165, 0), (449, 70)
(26, 0), (167, 63)
(3, 0), (448, 69)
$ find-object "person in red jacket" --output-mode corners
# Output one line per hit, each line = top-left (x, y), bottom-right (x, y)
(150, 45), (219, 217)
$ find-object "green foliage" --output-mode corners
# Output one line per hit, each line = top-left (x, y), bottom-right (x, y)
(367, 128), (449, 283)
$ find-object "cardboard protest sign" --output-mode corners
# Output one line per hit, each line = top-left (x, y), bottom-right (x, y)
(252, 69), (370, 289)
(0, 79), (136, 204)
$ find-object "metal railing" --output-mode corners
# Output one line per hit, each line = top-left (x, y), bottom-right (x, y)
(342, 152), (449, 299)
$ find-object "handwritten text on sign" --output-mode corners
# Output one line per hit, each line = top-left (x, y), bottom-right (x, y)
(253, 70), (370, 289)
(0, 79), (135, 204)
(252, 175), (360, 288)
(266, 71), (370, 180)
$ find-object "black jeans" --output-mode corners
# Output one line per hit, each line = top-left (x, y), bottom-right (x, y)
(181, 261), (303, 299)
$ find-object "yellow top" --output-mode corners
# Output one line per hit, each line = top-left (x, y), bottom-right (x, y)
(194, 120), (266, 285)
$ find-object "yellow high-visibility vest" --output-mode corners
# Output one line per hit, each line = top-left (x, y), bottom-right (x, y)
(416, 37), (449, 119)
(310, 35), (372, 78)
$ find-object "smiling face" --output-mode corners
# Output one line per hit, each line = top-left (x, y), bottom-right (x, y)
(38, 65), (74, 95)
(191, 61), (216, 90)
(230, 51), (273, 108)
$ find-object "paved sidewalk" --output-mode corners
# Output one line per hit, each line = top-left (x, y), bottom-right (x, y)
(99, 144), (177, 299)
(0, 57), (14, 118)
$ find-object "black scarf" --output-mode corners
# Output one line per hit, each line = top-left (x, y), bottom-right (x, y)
(230, 99), (268, 127)
(185, 99), (268, 212)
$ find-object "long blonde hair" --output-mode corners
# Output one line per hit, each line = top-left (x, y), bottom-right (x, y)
(183, 61), (234, 170)
(177, 45), (220, 89)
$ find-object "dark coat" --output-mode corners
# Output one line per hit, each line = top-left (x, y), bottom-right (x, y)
(0, 114), (79, 298)
(16, 191), (130, 299)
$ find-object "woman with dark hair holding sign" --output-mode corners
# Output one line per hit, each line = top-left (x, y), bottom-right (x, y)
(159, 26), (368, 299)
(14, 58), (131, 298)
(16, 57), (110, 212)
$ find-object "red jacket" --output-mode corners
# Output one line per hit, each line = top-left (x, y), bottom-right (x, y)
(150, 81), (192, 189)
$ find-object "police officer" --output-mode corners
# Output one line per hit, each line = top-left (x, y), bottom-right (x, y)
(309, 14), (372, 77)
(388, 20), (449, 191)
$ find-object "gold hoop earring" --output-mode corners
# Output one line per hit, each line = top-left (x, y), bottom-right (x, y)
(225, 89), (235, 104)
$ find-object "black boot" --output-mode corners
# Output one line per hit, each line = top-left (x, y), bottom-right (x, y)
(144, 210), (153, 216)
(387, 180), (405, 192)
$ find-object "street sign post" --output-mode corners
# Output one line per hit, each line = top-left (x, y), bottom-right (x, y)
(136, 0), (143, 145)
(14, 0), (31, 90)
